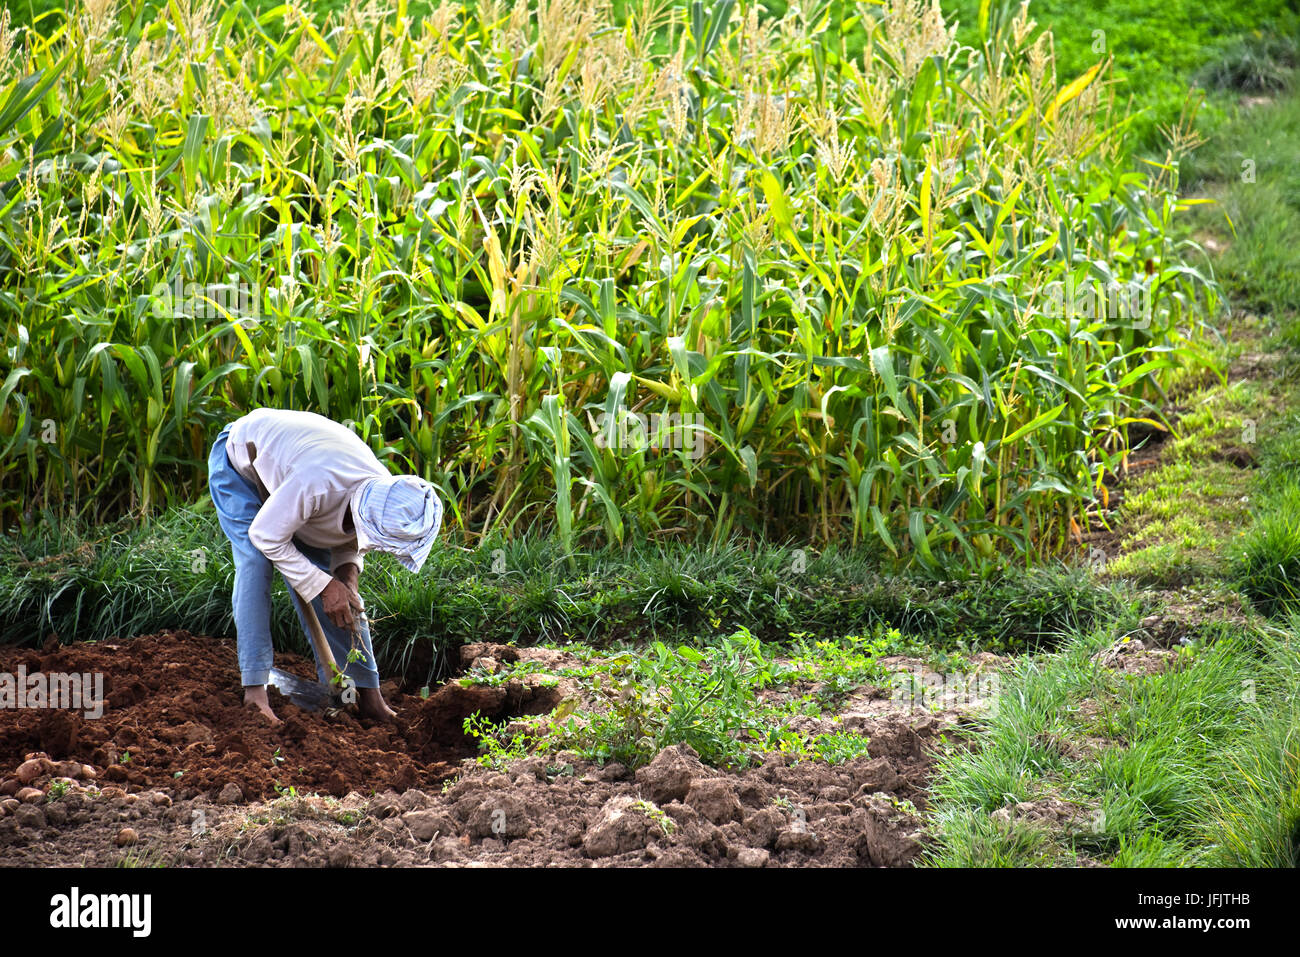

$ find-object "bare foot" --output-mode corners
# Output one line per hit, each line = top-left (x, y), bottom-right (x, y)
(358, 687), (397, 722)
(244, 686), (281, 725)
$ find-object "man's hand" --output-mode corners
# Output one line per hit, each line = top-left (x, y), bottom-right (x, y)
(335, 562), (360, 591)
(320, 575), (363, 631)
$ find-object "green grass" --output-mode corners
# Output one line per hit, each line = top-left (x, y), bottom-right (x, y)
(1104, 84), (1300, 584)
(945, 0), (1300, 154)
(927, 610), (1291, 866)
(1234, 442), (1300, 617)
(1204, 618), (1300, 867)
(1198, 29), (1298, 96)
(1184, 89), (1300, 315)
(0, 508), (1117, 683)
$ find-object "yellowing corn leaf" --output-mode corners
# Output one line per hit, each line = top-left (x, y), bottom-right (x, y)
(1046, 63), (1101, 123)
(919, 162), (933, 252)
(483, 225), (508, 322)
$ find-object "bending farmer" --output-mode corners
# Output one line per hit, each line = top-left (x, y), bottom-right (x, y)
(207, 408), (442, 723)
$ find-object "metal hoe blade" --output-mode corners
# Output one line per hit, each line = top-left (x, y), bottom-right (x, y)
(268, 667), (341, 712)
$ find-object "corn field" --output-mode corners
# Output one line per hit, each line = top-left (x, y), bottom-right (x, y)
(0, 0), (1219, 567)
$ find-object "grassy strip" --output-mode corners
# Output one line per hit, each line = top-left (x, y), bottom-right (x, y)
(1106, 85), (1300, 588)
(1103, 322), (1294, 586)
(1235, 475), (1300, 617)
(0, 512), (1114, 683)
(924, 423), (1300, 864)
(1203, 621), (1300, 867)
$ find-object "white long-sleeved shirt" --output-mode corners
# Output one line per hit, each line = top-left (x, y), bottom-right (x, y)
(225, 408), (389, 600)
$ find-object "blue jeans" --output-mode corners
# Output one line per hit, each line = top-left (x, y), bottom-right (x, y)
(207, 424), (380, 689)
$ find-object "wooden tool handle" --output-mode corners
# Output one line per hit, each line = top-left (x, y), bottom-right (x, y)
(297, 592), (340, 678)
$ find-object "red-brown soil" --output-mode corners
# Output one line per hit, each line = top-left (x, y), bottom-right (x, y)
(0, 631), (559, 801)
(0, 631), (943, 867)
(0, 740), (932, 867)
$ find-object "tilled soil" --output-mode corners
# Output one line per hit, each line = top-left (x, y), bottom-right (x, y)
(0, 631), (947, 867)
(0, 741), (932, 867)
(0, 631), (560, 800)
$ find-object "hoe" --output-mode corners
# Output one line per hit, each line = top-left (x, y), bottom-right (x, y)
(267, 592), (356, 712)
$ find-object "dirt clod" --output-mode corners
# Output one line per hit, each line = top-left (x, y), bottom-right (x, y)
(465, 794), (530, 839)
(217, 782), (244, 804)
(583, 795), (659, 858)
(775, 827), (823, 854)
(686, 778), (745, 825)
(736, 847), (770, 868)
(634, 744), (707, 804)
(403, 809), (455, 842)
(12, 804), (45, 829)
